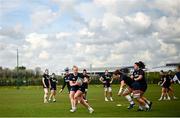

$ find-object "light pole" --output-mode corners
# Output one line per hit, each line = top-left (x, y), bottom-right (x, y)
(16, 48), (20, 89)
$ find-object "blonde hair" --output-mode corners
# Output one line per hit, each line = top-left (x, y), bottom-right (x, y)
(72, 65), (78, 70)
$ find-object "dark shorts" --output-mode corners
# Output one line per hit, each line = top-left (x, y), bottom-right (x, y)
(103, 83), (111, 88)
(83, 84), (88, 89)
(50, 87), (56, 90)
(43, 84), (49, 88)
(140, 84), (147, 92)
(131, 82), (141, 90)
(70, 86), (79, 92)
(162, 83), (171, 89)
(78, 87), (85, 93)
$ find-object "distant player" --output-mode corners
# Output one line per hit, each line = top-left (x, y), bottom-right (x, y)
(167, 70), (178, 100)
(59, 67), (71, 93)
(69, 66), (94, 113)
(99, 70), (113, 101)
(131, 61), (152, 111)
(42, 69), (51, 103)
(158, 70), (171, 100)
(49, 73), (58, 102)
(113, 69), (135, 109)
(82, 69), (91, 101)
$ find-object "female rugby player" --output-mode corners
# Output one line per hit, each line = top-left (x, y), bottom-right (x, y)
(99, 70), (113, 101)
(69, 66), (94, 113)
(42, 69), (51, 103)
(49, 73), (58, 102)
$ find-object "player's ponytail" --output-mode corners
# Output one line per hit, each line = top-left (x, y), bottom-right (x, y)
(135, 61), (145, 69)
(138, 61), (145, 69)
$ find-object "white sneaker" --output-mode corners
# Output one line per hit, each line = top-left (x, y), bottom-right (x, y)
(167, 97), (171, 100)
(110, 97), (113, 101)
(53, 99), (56, 102)
(70, 108), (76, 113)
(158, 98), (162, 101)
(44, 100), (48, 103)
(105, 97), (109, 101)
(48, 99), (51, 102)
(88, 108), (94, 114)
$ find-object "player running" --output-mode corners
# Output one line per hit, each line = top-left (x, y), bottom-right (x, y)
(82, 69), (91, 101)
(69, 66), (94, 113)
(99, 70), (113, 101)
(49, 73), (58, 102)
(42, 69), (51, 103)
(113, 69), (135, 109)
(131, 61), (152, 111)
(59, 67), (71, 93)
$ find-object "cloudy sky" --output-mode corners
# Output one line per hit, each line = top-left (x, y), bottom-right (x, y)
(0, 0), (180, 72)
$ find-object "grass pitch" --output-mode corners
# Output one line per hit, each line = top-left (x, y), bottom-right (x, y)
(0, 84), (180, 117)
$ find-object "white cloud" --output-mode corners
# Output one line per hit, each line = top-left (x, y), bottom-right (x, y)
(25, 33), (50, 50)
(56, 32), (71, 40)
(30, 8), (58, 29)
(125, 12), (151, 32)
(102, 13), (124, 30)
(39, 51), (49, 60)
(1, 0), (180, 71)
(78, 28), (95, 38)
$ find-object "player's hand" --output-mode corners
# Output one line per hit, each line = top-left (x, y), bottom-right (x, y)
(130, 75), (133, 79)
(110, 81), (112, 84)
(59, 89), (63, 93)
(117, 88), (123, 96)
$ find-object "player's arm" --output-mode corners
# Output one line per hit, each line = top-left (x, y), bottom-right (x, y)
(69, 80), (78, 86)
(161, 78), (166, 86)
(110, 76), (113, 84)
(60, 77), (66, 92)
(42, 77), (46, 88)
(118, 80), (125, 96)
(83, 77), (88, 83)
(48, 78), (51, 88)
(134, 75), (143, 81)
(88, 77), (92, 84)
(130, 74), (134, 80)
(99, 77), (105, 83)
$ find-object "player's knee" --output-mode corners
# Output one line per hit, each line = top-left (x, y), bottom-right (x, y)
(104, 88), (108, 92)
(133, 93), (140, 99)
(108, 87), (112, 92)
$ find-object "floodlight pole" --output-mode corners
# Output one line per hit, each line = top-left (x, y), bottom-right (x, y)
(16, 48), (19, 89)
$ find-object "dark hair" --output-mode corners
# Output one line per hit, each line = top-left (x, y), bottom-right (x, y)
(113, 69), (122, 75)
(83, 69), (87, 72)
(160, 70), (164, 73)
(64, 67), (69, 72)
(135, 61), (145, 69)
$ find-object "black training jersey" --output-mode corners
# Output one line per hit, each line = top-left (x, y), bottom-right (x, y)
(101, 74), (112, 83)
(120, 74), (134, 87)
(42, 74), (50, 87)
(82, 74), (90, 88)
(61, 74), (70, 90)
(50, 77), (57, 88)
(69, 73), (84, 87)
(133, 69), (146, 85)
